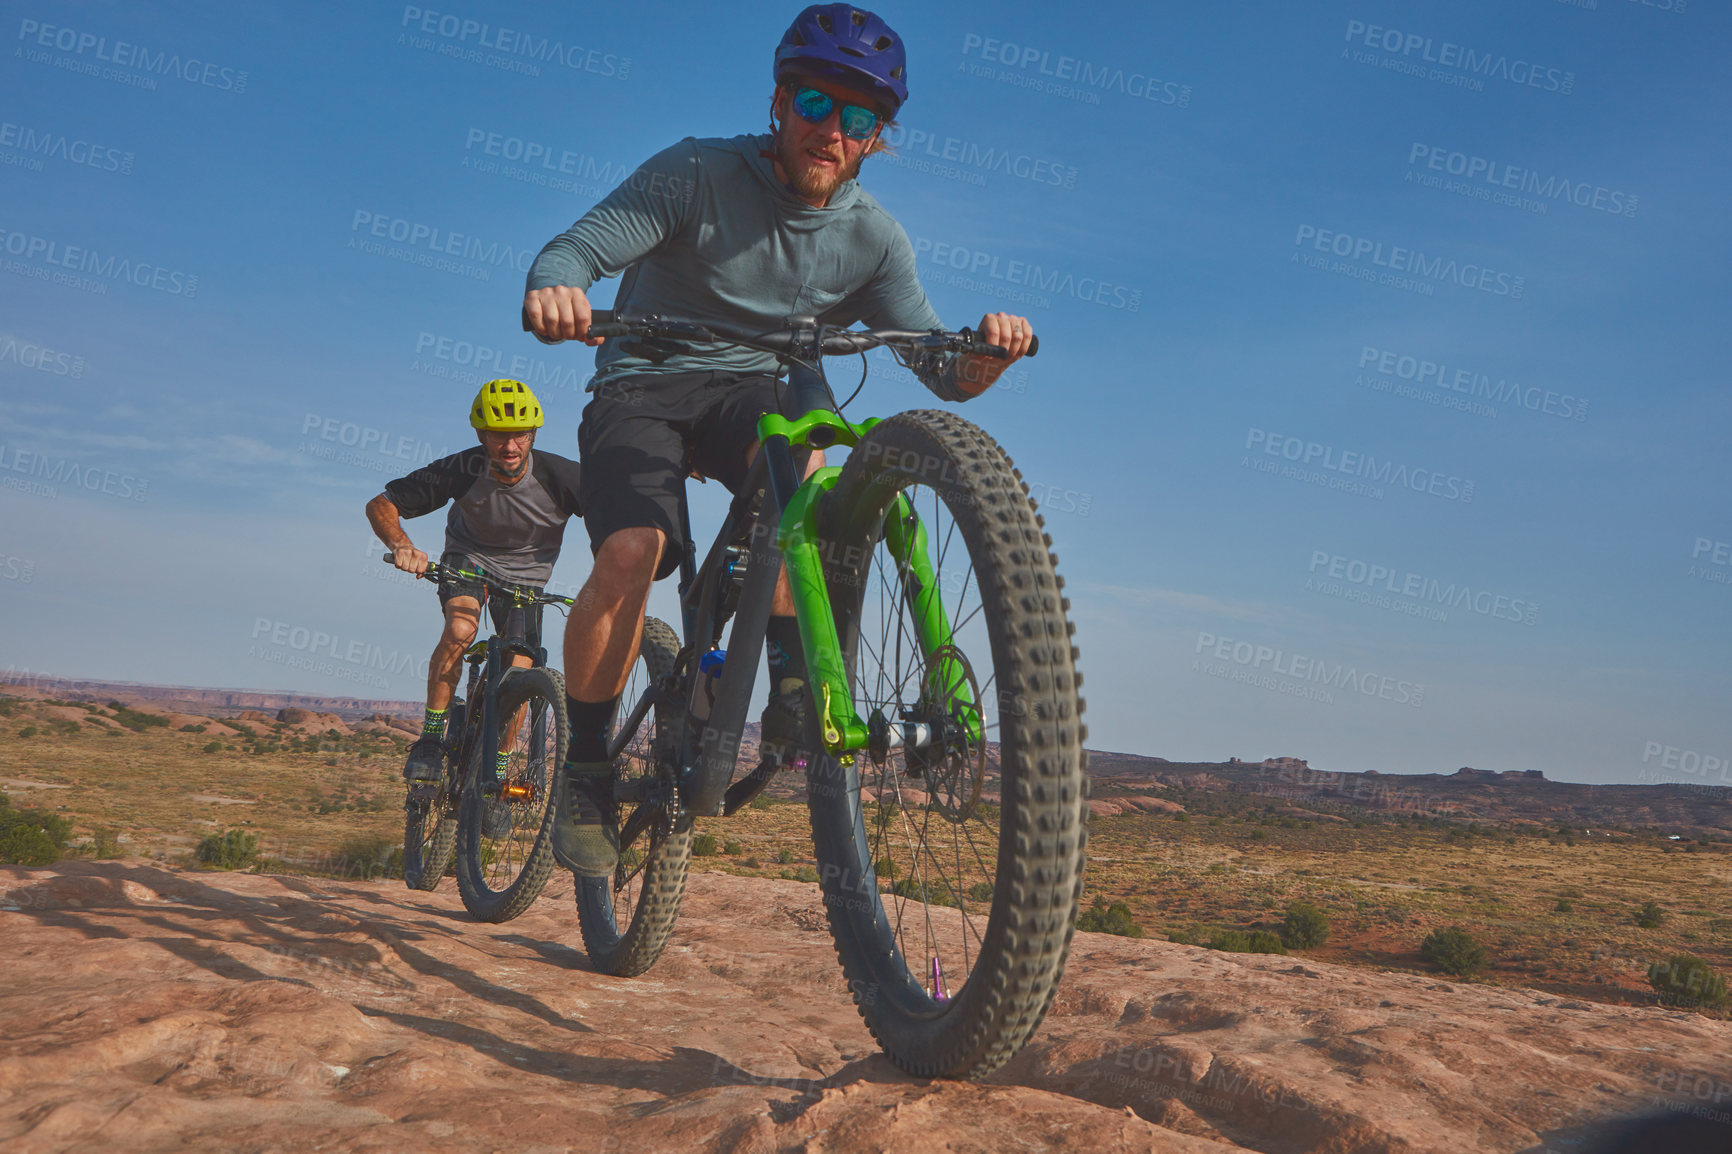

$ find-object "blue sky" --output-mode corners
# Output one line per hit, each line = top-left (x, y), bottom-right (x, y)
(1, 0), (1727, 784)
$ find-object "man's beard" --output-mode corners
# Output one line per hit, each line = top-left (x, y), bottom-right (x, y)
(775, 125), (864, 201)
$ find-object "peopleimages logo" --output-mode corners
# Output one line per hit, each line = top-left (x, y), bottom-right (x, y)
(16, 18), (249, 92)
(0, 335), (85, 378)
(880, 124), (1078, 189)
(348, 210), (538, 282)
(411, 331), (584, 392)
(1243, 428), (1475, 503)
(0, 228), (198, 297)
(1357, 346), (1587, 422)
(1688, 537), (1731, 587)
(0, 120), (133, 175)
(1342, 19), (1575, 94)
(958, 34), (1192, 108)
(911, 237), (1142, 312)
(1194, 630), (1426, 708)
(398, 6), (630, 79)
(1294, 225), (1524, 299)
(1307, 551), (1538, 626)
(1407, 143), (1637, 219)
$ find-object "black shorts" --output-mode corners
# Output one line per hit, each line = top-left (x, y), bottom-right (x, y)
(578, 371), (814, 580)
(436, 552), (543, 648)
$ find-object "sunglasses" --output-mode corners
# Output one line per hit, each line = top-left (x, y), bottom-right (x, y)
(789, 86), (881, 140)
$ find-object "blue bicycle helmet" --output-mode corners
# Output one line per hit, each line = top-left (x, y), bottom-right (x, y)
(774, 4), (908, 115)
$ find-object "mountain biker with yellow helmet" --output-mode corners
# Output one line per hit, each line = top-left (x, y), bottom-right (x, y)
(522, 5), (1035, 878)
(366, 379), (584, 782)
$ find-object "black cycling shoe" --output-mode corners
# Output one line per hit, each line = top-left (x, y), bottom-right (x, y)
(551, 761), (618, 877)
(480, 797), (513, 840)
(403, 736), (445, 782)
(759, 680), (809, 766)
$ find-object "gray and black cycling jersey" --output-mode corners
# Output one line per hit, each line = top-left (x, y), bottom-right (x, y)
(384, 448), (582, 587)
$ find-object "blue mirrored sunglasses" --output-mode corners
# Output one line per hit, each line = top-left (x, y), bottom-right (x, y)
(791, 86), (880, 140)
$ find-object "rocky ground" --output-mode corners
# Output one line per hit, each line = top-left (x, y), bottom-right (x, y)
(4, 863), (1730, 1153)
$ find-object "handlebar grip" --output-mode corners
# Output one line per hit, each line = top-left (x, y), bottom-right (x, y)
(521, 306), (615, 342)
(1027, 334), (1039, 357)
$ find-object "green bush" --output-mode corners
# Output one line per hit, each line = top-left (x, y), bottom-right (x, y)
(692, 833), (719, 857)
(17, 725), (38, 738)
(1076, 896), (1146, 937)
(1553, 898), (1574, 914)
(748, 795), (771, 811)
(793, 865), (819, 883)
(722, 839), (742, 855)
(1634, 901), (1667, 929)
(741, 856), (760, 868)
(202, 741), (223, 754)
(334, 836), (402, 879)
(195, 828), (260, 870)
(1647, 954), (1730, 1010)
(890, 877), (957, 907)
(1420, 926), (1486, 977)
(88, 827), (123, 859)
(875, 855), (896, 880)
(1281, 901), (1331, 949)
(1206, 929), (1287, 955)
(775, 848), (795, 865)
(0, 794), (72, 865)
(967, 881), (994, 904)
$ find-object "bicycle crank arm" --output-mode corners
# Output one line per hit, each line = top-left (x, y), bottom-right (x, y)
(721, 754), (791, 817)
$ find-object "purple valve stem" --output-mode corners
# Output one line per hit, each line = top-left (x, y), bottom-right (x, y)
(930, 955), (948, 1001)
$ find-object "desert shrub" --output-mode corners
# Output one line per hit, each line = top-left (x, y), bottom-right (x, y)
(108, 706), (168, 733)
(692, 833), (719, 857)
(722, 839), (742, 855)
(1647, 955), (1730, 1010)
(748, 795), (771, 811)
(0, 794), (72, 865)
(88, 827), (123, 859)
(1553, 898), (1574, 914)
(180, 723), (207, 733)
(967, 881), (994, 904)
(1166, 926), (1199, 945)
(1634, 901), (1667, 929)
(793, 865), (819, 883)
(1076, 896), (1145, 937)
(17, 725), (38, 738)
(741, 857), (760, 868)
(875, 855), (896, 880)
(890, 877), (956, 907)
(775, 848), (795, 865)
(1207, 929), (1286, 955)
(202, 741), (223, 754)
(1248, 828), (1268, 841)
(334, 836), (402, 879)
(1281, 901), (1331, 949)
(1420, 926), (1486, 977)
(195, 828), (260, 870)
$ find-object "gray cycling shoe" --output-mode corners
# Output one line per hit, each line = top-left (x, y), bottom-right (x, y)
(480, 797), (513, 840)
(759, 679), (809, 766)
(552, 760), (618, 877)
(403, 737), (445, 782)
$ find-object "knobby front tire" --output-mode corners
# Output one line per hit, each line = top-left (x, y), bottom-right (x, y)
(575, 616), (694, 977)
(807, 409), (1088, 1079)
(455, 666), (567, 922)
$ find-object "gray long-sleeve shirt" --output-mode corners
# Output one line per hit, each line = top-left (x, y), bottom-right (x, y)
(527, 134), (966, 400)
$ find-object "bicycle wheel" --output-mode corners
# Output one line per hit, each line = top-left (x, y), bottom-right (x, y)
(455, 667), (567, 922)
(574, 616), (694, 976)
(807, 409), (1088, 1079)
(403, 704), (462, 891)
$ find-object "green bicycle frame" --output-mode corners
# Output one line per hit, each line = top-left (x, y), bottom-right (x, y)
(760, 411), (981, 755)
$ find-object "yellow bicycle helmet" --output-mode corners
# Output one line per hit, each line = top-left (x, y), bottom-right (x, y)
(469, 379), (545, 431)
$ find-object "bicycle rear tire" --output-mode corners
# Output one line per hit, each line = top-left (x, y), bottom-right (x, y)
(455, 667), (567, 922)
(574, 616), (693, 976)
(807, 409), (1088, 1079)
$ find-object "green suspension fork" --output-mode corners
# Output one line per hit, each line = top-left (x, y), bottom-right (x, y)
(761, 411), (980, 756)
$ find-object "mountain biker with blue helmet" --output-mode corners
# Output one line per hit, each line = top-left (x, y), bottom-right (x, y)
(522, 4), (1036, 879)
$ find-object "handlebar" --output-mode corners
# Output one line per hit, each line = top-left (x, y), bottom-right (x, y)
(380, 552), (573, 608)
(520, 307), (1037, 360)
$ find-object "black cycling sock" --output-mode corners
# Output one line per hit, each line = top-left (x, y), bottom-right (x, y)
(765, 615), (808, 695)
(565, 694), (619, 766)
